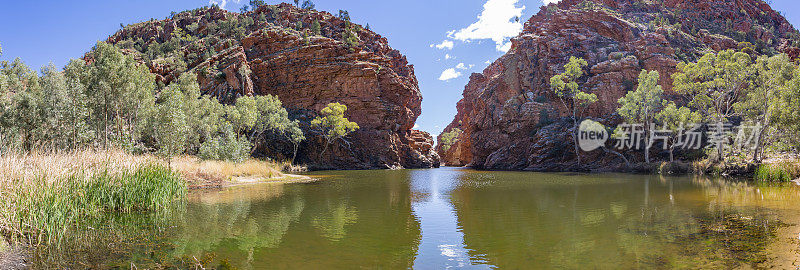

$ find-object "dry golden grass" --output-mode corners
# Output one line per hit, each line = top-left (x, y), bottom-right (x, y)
(170, 156), (285, 186)
(0, 149), (162, 188)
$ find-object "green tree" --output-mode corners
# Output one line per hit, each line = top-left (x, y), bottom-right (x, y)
(772, 61), (800, 152)
(617, 70), (666, 163)
(69, 42), (157, 149)
(311, 103), (360, 157)
(62, 75), (94, 149)
(672, 50), (754, 161)
(734, 54), (796, 161)
(282, 120), (305, 163)
(655, 103), (701, 162)
(165, 72), (226, 153)
(199, 122), (251, 162)
(249, 0), (266, 8)
(153, 85), (189, 165)
(439, 128), (462, 152)
(0, 59), (41, 150)
(301, 0), (316, 10)
(37, 64), (74, 148)
(249, 95), (305, 162)
(302, 0), (317, 10)
(549, 56), (597, 165)
(342, 24), (359, 48)
(225, 94), (305, 161)
(228, 95), (259, 134)
(6, 86), (41, 150)
(310, 20), (322, 36)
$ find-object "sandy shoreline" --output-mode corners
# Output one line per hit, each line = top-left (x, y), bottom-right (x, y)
(187, 173), (317, 190)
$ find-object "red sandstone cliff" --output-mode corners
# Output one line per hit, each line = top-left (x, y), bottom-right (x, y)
(106, 4), (439, 169)
(438, 0), (798, 170)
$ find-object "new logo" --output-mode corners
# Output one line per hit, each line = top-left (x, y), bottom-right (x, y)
(578, 119), (607, 152)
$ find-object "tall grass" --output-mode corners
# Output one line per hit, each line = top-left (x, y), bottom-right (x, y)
(171, 156), (287, 184)
(0, 150), (186, 245)
(754, 161), (800, 182)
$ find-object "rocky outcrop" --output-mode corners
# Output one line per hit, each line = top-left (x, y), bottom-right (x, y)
(438, 0), (798, 170)
(107, 4), (439, 169)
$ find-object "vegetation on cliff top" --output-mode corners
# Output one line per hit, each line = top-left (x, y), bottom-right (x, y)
(111, 1), (370, 85)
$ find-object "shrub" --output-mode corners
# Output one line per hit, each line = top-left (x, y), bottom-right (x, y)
(609, 52), (624, 61)
(199, 124), (251, 162)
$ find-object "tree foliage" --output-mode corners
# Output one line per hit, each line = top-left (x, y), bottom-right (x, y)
(549, 56), (597, 164)
(672, 50), (754, 123)
(311, 103), (359, 157)
(439, 128), (462, 153)
(734, 54), (796, 161)
(301, 0), (316, 10)
(0, 42), (305, 164)
(655, 103), (701, 162)
(617, 70), (666, 163)
(152, 84), (189, 164)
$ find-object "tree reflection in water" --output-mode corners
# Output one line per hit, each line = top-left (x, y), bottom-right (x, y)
(30, 169), (799, 269)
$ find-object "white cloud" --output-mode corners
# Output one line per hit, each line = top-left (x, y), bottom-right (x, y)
(485, 59), (493, 64)
(449, 0), (525, 52)
(456, 63), (474, 70)
(445, 54), (452, 60)
(438, 68), (462, 81)
(209, 0), (240, 9)
(413, 124), (420, 129)
(542, 0), (562, 4)
(430, 40), (454, 50)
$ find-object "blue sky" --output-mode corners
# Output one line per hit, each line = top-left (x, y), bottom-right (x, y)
(1, 0), (799, 137)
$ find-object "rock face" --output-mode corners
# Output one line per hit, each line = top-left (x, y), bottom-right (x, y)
(438, 0), (798, 170)
(107, 4), (439, 169)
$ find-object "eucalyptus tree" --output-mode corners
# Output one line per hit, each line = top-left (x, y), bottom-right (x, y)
(734, 54), (796, 161)
(311, 103), (359, 157)
(153, 85), (188, 166)
(672, 49), (755, 161)
(0, 59), (41, 150)
(772, 62), (800, 152)
(439, 128), (462, 152)
(672, 50), (754, 124)
(36, 64), (72, 148)
(655, 103), (701, 162)
(549, 56), (597, 165)
(68, 41), (157, 148)
(617, 70), (666, 163)
(301, 0), (315, 10)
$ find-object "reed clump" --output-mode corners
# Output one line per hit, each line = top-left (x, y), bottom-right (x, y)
(0, 150), (186, 245)
(754, 160), (800, 182)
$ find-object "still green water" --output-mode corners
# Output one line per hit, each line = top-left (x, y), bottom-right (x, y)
(34, 168), (800, 269)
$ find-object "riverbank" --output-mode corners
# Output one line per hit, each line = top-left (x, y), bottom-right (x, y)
(0, 150), (315, 268)
(485, 157), (800, 182)
(169, 156), (313, 189)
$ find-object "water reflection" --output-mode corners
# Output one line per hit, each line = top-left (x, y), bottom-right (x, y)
(448, 171), (791, 269)
(31, 169), (800, 269)
(409, 169), (486, 269)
